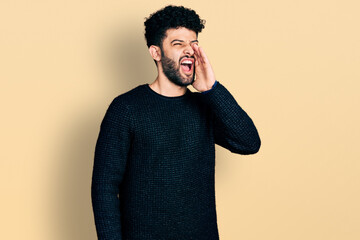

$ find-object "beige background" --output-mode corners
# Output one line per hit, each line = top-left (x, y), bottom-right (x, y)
(1, 0), (359, 239)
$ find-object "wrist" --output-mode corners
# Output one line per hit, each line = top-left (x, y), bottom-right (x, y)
(201, 80), (218, 94)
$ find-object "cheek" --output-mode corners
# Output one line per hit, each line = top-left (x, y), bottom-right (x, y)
(165, 53), (177, 62)
(171, 54), (181, 64)
(170, 51), (182, 63)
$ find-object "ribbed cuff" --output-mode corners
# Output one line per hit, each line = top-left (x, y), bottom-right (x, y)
(201, 80), (219, 94)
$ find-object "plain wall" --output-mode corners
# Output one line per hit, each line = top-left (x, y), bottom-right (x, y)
(1, 0), (359, 239)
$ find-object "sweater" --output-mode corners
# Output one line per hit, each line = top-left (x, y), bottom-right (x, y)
(91, 81), (261, 240)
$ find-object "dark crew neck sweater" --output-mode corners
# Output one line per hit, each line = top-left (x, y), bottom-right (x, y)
(91, 81), (261, 240)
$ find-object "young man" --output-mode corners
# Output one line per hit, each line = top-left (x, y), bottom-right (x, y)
(91, 5), (261, 240)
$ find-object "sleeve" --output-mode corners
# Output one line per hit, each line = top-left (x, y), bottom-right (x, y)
(201, 81), (261, 155)
(91, 97), (132, 240)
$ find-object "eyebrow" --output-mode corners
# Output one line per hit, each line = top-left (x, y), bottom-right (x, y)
(171, 39), (199, 44)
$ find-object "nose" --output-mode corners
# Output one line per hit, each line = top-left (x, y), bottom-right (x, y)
(184, 43), (194, 56)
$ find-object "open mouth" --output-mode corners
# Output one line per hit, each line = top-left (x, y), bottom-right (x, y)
(180, 58), (194, 74)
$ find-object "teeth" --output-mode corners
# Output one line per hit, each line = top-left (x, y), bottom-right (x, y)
(181, 60), (192, 64)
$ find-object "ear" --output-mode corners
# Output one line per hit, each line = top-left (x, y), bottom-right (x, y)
(149, 45), (161, 62)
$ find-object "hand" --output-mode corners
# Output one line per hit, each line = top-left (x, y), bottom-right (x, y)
(191, 43), (216, 92)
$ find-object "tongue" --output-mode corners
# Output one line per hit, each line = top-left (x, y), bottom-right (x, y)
(181, 64), (191, 72)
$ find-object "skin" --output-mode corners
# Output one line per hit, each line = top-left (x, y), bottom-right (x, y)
(160, 47), (195, 87)
(148, 27), (216, 97)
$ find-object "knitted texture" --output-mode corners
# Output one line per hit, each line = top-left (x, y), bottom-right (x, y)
(91, 81), (261, 240)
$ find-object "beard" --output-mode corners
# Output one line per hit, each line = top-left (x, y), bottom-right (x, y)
(160, 49), (195, 87)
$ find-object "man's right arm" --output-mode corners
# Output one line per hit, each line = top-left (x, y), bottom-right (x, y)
(91, 97), (132, 240)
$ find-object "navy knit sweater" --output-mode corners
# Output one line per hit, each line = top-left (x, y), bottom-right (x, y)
(91, 81), (261, 240)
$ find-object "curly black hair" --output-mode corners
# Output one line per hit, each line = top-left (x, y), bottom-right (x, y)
(144, 5), (206, 48)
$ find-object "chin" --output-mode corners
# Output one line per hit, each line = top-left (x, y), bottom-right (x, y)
(176, 81), (192, 87)
(181, 77), (194, 86)
(181, 73), (195, 85)
(166, 69), (195, 87)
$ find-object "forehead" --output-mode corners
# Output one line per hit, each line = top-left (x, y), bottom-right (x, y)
(163, 27), (197, 43)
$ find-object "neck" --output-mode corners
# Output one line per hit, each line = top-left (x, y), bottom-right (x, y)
(149, 66), (188, 97)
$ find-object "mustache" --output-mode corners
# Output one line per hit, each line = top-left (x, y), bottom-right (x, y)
(179, 55), (195, 62)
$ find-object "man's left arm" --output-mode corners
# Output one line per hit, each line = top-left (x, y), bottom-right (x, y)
(201, 81), (261, 154)
(192, 44), (261, 154)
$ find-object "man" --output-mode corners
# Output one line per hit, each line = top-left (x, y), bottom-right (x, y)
(91, 5), (261, 240)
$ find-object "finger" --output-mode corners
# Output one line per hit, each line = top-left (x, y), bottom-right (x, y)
(193, 49), (199, 64)
(191, 42), (199, 50)
(195, 58), (200, 68)
(194, 54), (202, 68)
(198, 47), (209, 64)
(193, 51), (202, 67)
(192, 44), (200, 59)
(194, 45), (206, 64)
(194, 54), (199, 66)
(192, 44), (206, 66)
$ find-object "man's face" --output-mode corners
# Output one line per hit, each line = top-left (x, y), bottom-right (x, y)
(159, 27), (198, 86)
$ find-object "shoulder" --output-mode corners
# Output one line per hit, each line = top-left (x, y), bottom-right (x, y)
(110, 84), (146, 109)
(103, 85), (147, 122)
(101, 85), (147, 129)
